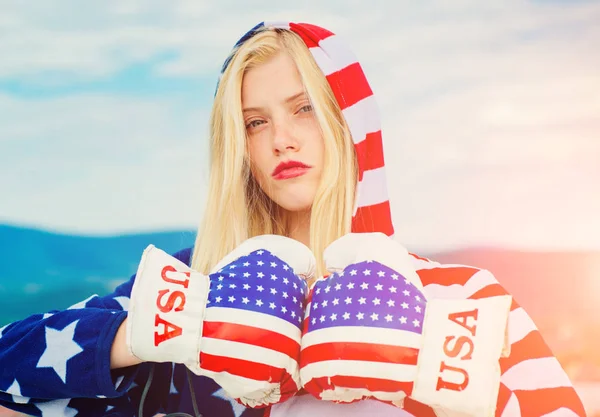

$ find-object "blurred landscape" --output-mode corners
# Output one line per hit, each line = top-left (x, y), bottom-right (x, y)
(0, 224), (599, 415)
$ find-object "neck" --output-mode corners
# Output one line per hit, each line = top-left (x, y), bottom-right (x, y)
(285, 210), (311, 248)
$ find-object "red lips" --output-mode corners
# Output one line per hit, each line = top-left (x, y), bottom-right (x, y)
(272, 160), (311, 180)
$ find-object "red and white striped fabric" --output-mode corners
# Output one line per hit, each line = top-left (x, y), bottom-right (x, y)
(222, 21), (587, 417)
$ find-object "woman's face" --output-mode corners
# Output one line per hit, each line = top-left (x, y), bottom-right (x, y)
(242, 51), (325, 213)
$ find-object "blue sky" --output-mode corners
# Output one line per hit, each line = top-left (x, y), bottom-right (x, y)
(1, 0), (599, 252)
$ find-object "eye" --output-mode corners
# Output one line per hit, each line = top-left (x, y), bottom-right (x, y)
(246, 119), (265, 129)
(298, 104), (313, 113)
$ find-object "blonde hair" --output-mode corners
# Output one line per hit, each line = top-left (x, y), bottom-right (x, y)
(190, 27), (358, 278)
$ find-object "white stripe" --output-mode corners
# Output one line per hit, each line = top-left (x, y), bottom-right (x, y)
(264, 21), (291, 30)
(201, 337), (298, 374)
(204, 306), (301, 342)
(541, 408), (582, 417)
(301, 326), (421, 350)
(199, 371), (288, 406)
(356, 167), (388, 207)
(308, 35), (358, 76)
(342, 95), (381, 144)
(422, 268), (498, 300)
(301, 359), (416, 383)
(508, 307), (537, 345)
(500, 393), (521, 417)
(502, 357), (573, 391)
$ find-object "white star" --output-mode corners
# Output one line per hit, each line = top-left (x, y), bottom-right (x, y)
(281, 306), (288, 314)
(270, 262), (277, 267)
(347, 282), (355, 290)
(373, 298), (381, 306)
(324, 286), (331, 293)
(243, 284), (250, 290)
(229, 283), (237, 289)
(401, 302), (409, 309)
(217, 284), (223, 290)
(6, 379), (29, 404)
(330, 313), (337, 321)
(338, 270), (345, 276)
(392, 274), (399, 280)
(283, 264), (290, 271)
(312, 302), (319, 310)
(360, 282), (369, 290)
(389, 286), (397, 293)
(403, 290), (410, 296)
(415, 295), (422, 301)
(113, 296), (130, 310)
(228, 296), (236, 303)
(385, 314), (393, 322)
(257, 285), (264, 292)
(370, 313), (379, 321)
(387, 299), (395, 307)
(335, 283), (342, 290)
(256, 299), (263, 306)
(242, 297), (249, 304)
(350, 269), (357, 276)
(343, 312), (350, 320)
(377, 270), (386, 277)
(413, 319), (421, 327)
(229, 264), (236, 269)
(332, 298), (339, 306)
(344, 297), (352, 304)
(257, 250), (264, 255)
(358, 297), (366, 305)
(67, 295), (97, 310)
(243, 272), (250, 278)
(375, 284), (383, 291)
(363, 269), (371, 276)
(212, 388), (247, 417)
(293, 282), (298, 289)
(291, 311), (296, 318)
(243, 262), (250, 267)
(218, 275), (225, 281)
(36, 398), (77, 417)
(270, 288), (277, 295)
(316, 288), (321, 294)
(319, 315), (326, 322)
(257, 261), (264, 266)
(415, 305), (422, 313)
(356, 312), (364, 320)
(215, 296), (222, 303)
(269, 302), (276, 309)
(400, 316), (407, 324)
(257, 272), (265, 278)
(271, 274), (278, 281)
(321, 300), (328, 307)
(36, 320), (84, 384)
(228, 273), (236, 277)
(312, 317), (317, 325)
(283, 277), (289, 284)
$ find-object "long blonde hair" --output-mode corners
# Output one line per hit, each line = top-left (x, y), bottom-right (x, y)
(191, 27), (358, 277)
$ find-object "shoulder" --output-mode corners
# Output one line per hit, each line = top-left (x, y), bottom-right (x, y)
(171, 247), (194, 266)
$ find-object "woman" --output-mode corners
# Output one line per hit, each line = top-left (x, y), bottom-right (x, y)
(0, 21), (587, 417)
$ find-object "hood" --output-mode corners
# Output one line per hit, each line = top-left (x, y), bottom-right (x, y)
(220, 21), (394, 237)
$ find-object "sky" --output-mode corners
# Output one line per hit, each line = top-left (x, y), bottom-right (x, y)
(0, 0), (599, 252)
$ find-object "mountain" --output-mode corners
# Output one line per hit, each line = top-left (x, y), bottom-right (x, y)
(0, 224), (196, 324)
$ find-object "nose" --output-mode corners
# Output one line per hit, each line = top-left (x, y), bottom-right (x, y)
(272, 118), (299, 154)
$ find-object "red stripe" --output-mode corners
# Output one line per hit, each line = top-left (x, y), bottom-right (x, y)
(495, 383), (513, 417)
(303, 375), (414, 400)
(202, 321), (300, 359)
(514, 387), (586, 417)
(355, 131), (384, 180)
(199, 352), (299, 399)
(468, 283), (519, 311)
(417, 266), (479, 287)
(326, 63), (373, 110)
(499, 330), (552, 371)
(402, 397), (438, 417)
(301, 341), (419, 368)
(289, 22), (334, 47)
(352, 201), (394, 235)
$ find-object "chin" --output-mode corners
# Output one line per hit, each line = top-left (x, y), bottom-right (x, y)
(273, 190), (316, 213)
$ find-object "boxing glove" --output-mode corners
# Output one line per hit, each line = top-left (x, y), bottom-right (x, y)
(127, 235), (315, 408)
(300, 233), (511, 417)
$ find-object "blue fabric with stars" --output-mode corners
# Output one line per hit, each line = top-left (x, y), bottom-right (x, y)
(308, 261), (426, 333)
(0, 247), (265, 417)
(208, 249), (307, 329)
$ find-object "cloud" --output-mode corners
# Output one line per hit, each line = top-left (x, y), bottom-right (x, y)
(1, 0), (599, 250)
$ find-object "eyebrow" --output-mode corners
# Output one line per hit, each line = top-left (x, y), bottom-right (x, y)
(242, 91), (307, 113)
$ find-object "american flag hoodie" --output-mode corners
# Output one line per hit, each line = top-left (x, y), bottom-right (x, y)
(0, 21), (587, 417)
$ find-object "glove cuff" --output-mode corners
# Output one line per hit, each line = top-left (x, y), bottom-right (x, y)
(412, 295), (512, 417)
(127, 245), (209, 370)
